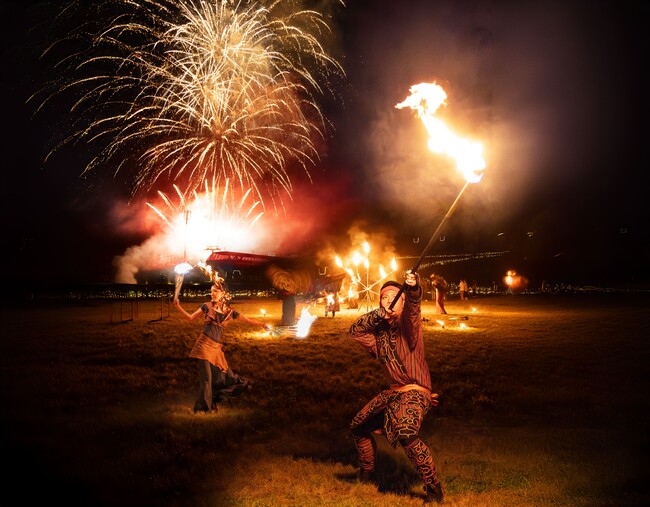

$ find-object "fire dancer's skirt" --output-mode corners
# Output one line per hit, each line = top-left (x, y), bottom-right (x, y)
(350, 385), (436, 448)
(189, 334), (229, 372)
(212, 367), (253, 402)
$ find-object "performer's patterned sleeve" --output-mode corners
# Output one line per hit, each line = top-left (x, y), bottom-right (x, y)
(403, 283), (423, 351)
(349, 309), (384, 358)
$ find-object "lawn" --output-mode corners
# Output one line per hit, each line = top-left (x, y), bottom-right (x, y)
(1, 292), (648, 506)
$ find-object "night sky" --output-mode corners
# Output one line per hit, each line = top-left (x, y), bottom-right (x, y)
(3, 0), (647, 287)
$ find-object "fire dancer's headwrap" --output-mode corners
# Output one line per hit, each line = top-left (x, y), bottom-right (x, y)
(380, 281), (405, 308)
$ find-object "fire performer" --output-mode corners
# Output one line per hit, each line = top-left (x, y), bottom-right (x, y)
(324, 291), (340, 317)
(174, 283), (271, 413)
(348, 272), (443, 503)
(430, 273), (448, 314)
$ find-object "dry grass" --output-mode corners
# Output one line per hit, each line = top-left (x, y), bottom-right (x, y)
(1, 292), (648, 506)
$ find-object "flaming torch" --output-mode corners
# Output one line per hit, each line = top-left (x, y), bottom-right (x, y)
(390, 82), (486, 309)
(173, 262), (194, 302)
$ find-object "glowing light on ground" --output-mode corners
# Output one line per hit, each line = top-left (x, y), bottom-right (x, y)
(295, 307), (318, 338)
(272, 306), (317, 338)
(504, 270), (529, 291)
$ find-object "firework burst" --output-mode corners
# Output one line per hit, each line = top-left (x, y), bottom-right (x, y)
(147, 177), (265, 257)
(31, 0), (344, 206)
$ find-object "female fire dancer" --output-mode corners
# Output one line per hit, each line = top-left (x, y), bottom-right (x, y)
(174, 283), (270, 413)
(349, 271), (443, 503)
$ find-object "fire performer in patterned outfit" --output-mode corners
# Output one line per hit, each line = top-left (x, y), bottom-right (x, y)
(349, 271), (443, 503)
(174, 283), (270, 413)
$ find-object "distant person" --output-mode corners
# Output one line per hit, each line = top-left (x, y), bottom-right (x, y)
(430, 274), (448, 314)
(471, 279), (478, 296)
(324, 291), (340, 317)
(459, 278), (468, 301)
(347, 274), (360, 310)
(174, 283), (270, 413)
(348, 272), (444, 504)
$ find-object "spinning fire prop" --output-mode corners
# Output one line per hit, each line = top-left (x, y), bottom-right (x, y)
(390, 82), (486, 309)
(270, 307), (318, 338)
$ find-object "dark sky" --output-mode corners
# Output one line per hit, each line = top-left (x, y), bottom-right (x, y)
(3, 0), (648, 287)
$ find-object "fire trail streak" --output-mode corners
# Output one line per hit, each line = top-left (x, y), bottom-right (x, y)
(389, 82), (486, 309)
(30, 0), (344, 206)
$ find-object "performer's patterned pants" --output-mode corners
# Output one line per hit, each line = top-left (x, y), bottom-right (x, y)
(350, 388), (439, 487)
(402, 436), (439, 488)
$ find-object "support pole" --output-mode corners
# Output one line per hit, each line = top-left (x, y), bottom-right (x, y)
(389, 181), (470, 309)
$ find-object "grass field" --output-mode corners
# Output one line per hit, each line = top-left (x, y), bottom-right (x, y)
(1, 292), (648, 506)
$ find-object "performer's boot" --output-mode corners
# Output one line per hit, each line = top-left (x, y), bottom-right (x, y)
(423, 482), (444, 504)
(353, 435), (377, 483)
(402, 438), (443, 503)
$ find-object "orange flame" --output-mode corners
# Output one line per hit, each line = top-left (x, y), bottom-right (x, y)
(396, 82), (485, 183)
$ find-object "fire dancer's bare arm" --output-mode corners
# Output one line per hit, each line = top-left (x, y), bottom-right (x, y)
(234, 313), (272, 331)
(173, 299), (203, 320)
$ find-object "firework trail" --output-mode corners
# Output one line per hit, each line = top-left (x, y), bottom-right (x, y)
(30, 0), (344, 206)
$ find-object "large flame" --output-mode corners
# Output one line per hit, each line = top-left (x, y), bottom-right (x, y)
(396, 82), (485, 183)
(295, 307), (318, 338)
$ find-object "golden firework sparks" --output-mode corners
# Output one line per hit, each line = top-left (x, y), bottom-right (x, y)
(31, 0), (344, 205)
